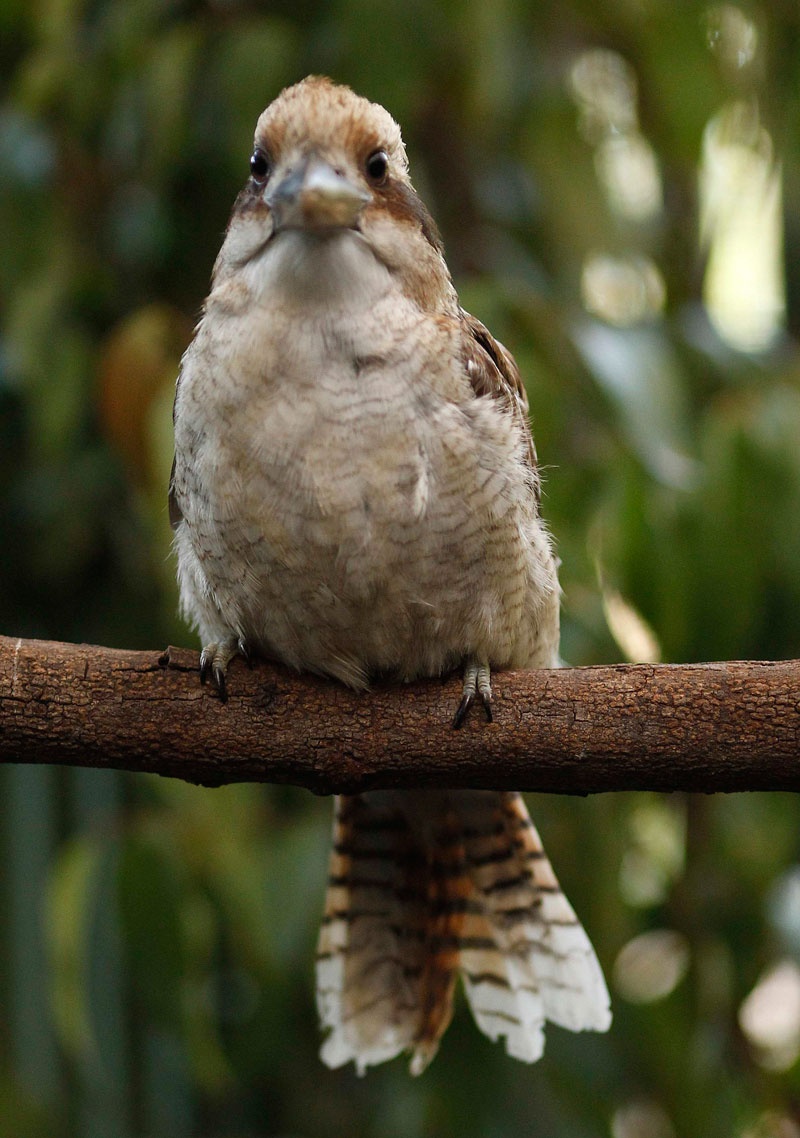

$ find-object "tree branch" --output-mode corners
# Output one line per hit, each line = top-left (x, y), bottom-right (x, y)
(1, 634), (798, 794)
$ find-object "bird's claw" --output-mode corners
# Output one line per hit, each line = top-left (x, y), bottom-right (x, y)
(200, 636), (247, 701)
(452, 661), (493, 728)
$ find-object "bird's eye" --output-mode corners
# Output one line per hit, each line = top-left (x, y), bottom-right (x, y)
(365, 150), (388, 184)
(250, 149), (270, 183)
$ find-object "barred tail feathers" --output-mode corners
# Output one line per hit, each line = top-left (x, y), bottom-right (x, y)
(457, 792), (611, 1063)
(316, 793), (467, 1075)
(315, 791), (610, 1075)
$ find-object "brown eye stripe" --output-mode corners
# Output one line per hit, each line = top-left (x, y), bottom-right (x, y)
(371, 179), (443, 252)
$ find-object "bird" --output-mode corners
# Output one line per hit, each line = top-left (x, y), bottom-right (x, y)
(169, 75), (611, 1075)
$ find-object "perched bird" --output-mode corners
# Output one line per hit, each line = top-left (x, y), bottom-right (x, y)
(170, 76), (611, 1074)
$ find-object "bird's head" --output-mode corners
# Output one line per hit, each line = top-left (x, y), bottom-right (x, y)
(253, 76), (406, 234)
(212, 77), (455, 314)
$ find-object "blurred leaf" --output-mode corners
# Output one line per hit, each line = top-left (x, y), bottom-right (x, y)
(97, 303), (190, 485)
(573, 320), (697, 488)
(45, 836), (99, 1061)
(261, 797), (331, 969)
(117, 833), (184, 1029)
(142, 26), (202, 178)
(0, 1074), (53, 1138)
(206, 18), (300, 178)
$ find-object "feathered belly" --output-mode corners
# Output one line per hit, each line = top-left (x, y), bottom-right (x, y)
(205, 473), (532, 687)
(177, 372), (556, 684)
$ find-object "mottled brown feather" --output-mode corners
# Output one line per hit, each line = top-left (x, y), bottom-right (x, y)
(460, 310), (541, 505)
(411, 811), (468, 1070)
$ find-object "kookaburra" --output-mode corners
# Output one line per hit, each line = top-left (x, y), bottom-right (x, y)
(170, 76), (611, 1074)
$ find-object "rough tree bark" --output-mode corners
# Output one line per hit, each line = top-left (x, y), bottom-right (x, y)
(1, 634), (798, 795)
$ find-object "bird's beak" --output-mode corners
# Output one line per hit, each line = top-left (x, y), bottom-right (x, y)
(266, 157), (370, 233)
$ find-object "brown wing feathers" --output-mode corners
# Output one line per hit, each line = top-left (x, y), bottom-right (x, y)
(460, 310), (541, 505)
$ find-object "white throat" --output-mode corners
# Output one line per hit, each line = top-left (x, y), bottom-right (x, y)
(249, 228), (393, 310)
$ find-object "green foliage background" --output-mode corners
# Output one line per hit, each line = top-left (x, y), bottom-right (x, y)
(2, 2), (800, 1136)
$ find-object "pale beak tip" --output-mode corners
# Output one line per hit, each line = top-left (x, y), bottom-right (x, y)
(268, 159), (369, 231)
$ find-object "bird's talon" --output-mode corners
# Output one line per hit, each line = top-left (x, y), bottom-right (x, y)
(452, 693), (473, 729)
(477, 666), (493, 722)
(214, 669), (228, 702)
(199, 638), (239, 699)
(453, 661), (493, 728)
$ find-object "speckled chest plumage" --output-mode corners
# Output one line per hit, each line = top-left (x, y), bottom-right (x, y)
(171, 230), (559, 688)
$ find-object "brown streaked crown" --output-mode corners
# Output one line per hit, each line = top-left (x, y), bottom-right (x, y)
(254, 76), (408, 183)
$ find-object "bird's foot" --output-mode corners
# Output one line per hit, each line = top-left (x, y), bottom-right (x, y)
(452, 660), (493, 728)
(199, 636), (249, 701)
